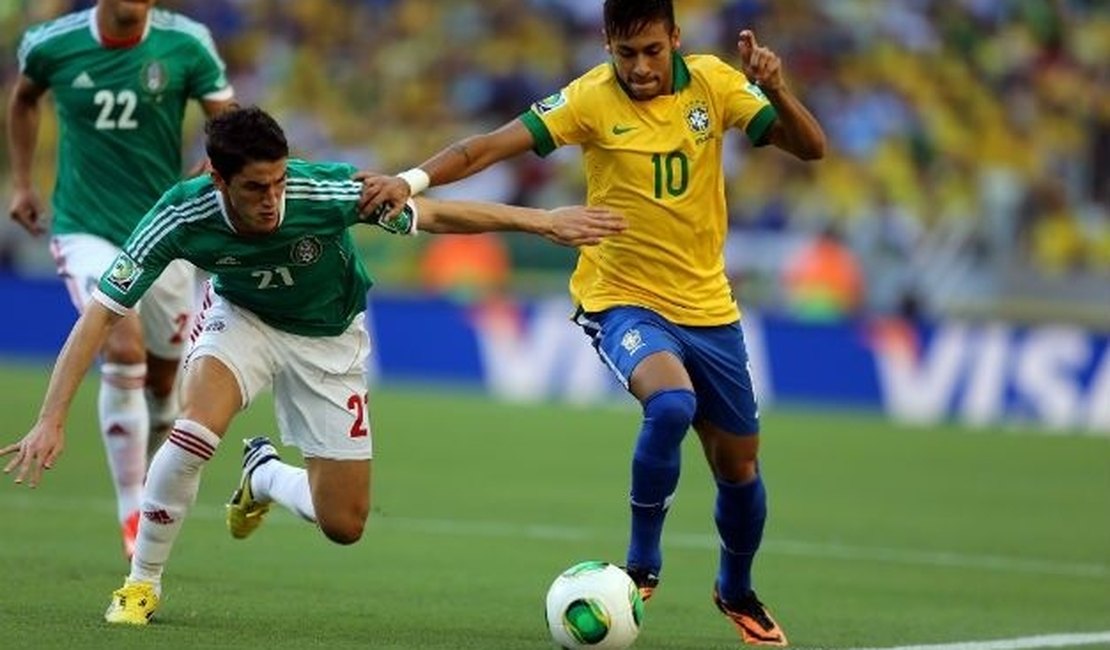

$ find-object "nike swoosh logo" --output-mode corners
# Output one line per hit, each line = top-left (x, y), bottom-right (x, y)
(612, 125), (637, 135)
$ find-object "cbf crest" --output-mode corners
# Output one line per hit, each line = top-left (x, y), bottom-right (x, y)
(621, 329), (645, 355)
(290, 236), (323, 265)
(685, 100), (711, 135)
(139, 60), (168, 96)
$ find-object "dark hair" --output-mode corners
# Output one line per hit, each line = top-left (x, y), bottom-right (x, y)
(603, 0), (675, 40)
(204, 105), (289, 181)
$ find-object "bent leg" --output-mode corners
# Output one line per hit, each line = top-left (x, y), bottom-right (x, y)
(305, 457), (370, 545)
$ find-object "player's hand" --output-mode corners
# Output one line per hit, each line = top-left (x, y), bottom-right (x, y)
(9, 186), (46, 236)
(354, 172), (412, 222)
(737, 30), (784, 91)
(543, 206), (626, 247)
(1, 422), (65, 488)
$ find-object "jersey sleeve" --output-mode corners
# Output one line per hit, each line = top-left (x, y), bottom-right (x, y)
(518, 76), (594, 157)
(16, 27), (53, 86)
(183, 21), (233, 101)
(94, 189), (184, 313)
(706, 56), (778, 146)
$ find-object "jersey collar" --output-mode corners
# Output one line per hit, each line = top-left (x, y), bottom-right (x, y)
(613, 51), (692, 99)
(89, 6), (152, 48)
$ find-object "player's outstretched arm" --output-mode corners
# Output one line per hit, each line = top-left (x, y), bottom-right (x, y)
(737, 30), (826, 161)
(358, 119), (536, 220)
(1, 300), (121, 487)
(414, 197), (626, 248)
(7, 75), (48, 236)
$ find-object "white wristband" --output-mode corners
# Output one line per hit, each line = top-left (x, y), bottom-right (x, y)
(397, 168), (430, 196)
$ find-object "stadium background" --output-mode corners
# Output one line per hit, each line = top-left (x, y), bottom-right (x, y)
(1, 0), (1106, 433)
(0, 2), (1108, 649)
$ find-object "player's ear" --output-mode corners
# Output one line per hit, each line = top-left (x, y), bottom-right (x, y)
(209, 169), (227, 191)
(672, 25), (681, 50)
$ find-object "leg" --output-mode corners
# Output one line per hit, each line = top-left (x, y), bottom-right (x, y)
(236, 311), (373, 544)
(685, 323), (786, 646)
(575, 307), (695, 599)
(144, 352), (181, 458)
(693, 421), (763, 599)
(131, 355), (241, 582)
(305, 457), (370, 545)
(108, 297), (271, 625)
(106, 354), (242, 625)
(625, 351), (695, 582)
(98, 310), (151, 557)
(140, 259), (197, 459)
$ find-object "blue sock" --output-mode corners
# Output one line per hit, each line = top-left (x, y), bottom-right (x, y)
(714, 474), (767, 603)
(626, 389), (696, 574)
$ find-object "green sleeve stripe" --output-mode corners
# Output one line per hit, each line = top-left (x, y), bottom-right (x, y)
(745, 104), (777, 146)
(519, 111), (557, 157)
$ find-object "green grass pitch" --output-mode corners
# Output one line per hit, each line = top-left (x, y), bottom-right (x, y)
(0, 362), (1107, 649)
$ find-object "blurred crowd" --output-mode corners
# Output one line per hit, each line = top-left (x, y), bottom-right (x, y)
(1, 0), (1107, 320)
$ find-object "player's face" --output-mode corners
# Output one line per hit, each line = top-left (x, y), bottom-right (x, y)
(607, 21), (680, 101)
(215, 159), (289, 236)
(100, 0), (156, 26)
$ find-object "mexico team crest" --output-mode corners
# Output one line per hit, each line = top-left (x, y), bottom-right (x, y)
(290, 236), (323, 265)
(139, 60), (168, 94)
(685, 101), (711, 135)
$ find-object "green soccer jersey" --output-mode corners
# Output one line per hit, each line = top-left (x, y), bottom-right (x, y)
(17, 8), (232, 245)
(95, 160), (413, 337)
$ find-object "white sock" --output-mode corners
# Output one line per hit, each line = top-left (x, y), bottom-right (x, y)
(98, 363), (150, 524)
(252, 460), (316, 523)
(144, 387), (178, 459)
(129, 419), (220, 588)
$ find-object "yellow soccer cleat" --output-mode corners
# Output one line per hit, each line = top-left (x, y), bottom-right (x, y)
(104, 581), (159, 625)
(226, 436), (279, 539)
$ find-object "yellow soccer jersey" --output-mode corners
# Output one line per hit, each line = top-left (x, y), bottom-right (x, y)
(521, 53), (776, 325)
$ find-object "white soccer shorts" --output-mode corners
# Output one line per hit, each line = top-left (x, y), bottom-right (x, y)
(52, 233), (195, 359)
(186, 295), (373, 461)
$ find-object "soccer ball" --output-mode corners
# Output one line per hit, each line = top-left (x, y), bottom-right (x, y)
(544, 561), (644, 649)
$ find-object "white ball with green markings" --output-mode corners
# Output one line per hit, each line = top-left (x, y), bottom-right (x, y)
(544, 561), (644, 649)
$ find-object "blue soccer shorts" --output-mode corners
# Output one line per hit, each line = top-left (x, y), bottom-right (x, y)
(574, 306), (760, 435)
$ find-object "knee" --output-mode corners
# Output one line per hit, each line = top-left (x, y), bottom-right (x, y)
(319, 508), (369, 545)
(145, 366), (178, 398)
(102, 320), (146, 364)
(712, 444), (759, 483)
(635, 390), (697, 461)
(644, 389), (696, 429)
(716, 457), (759, 484)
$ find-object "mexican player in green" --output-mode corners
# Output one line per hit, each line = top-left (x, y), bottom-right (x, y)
(8, 0), (235, 559)
(360, 1), (826, 644)
(0, 106), (626, 625)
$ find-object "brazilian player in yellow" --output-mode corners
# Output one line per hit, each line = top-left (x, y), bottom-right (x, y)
(361, 1), (825, 645)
